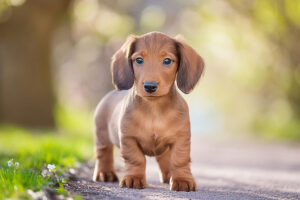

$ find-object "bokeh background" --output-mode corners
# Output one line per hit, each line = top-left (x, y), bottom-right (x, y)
(0, 0), (300, 198)
(1, 0), (300, 139)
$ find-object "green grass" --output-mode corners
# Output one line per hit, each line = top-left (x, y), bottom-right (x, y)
(0, 166), (50, 199)
(0, 106), (94, 200)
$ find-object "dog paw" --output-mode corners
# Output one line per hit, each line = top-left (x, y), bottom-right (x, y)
(120, 175), (146, 189)
(170, 177), (196, 192)
(160, 172), (170, 184)
(93, 170), (118, 182)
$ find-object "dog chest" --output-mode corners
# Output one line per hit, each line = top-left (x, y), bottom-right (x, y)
(120, 100), (188, 156)
(136, 132), (169, 156)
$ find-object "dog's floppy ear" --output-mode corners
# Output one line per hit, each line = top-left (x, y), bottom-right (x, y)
(175, 35), (205, 94)
(111, 35), (137, 90)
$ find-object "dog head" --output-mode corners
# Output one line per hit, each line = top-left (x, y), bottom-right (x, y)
(111, 32), (204, 97)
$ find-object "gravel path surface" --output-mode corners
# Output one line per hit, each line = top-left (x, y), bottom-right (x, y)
(65, 137), (300, 200)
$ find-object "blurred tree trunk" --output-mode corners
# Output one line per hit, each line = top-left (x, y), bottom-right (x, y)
(0, 0), (71, 128)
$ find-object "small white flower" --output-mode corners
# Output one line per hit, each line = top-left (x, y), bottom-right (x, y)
(14, 162), (19, 168)
(41, 170), (48, 178)
(27, 189), (44, 199)
(47, 164), (56, 172)
(69, 168), (76, 174)
(8, 159), (13, 167)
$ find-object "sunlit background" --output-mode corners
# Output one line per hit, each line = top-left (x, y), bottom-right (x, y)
(0, 0), (300, 198)
(1, 0), (300, 139)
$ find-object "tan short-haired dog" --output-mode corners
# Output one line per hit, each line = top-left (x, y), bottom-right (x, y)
(93, 32), (204, 192)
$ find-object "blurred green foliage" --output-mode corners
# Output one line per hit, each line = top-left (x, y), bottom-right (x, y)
(0, 107), (92, 199)
(224, 0), (300, 139)
(173, 0), (300, 140)
(62, 0), (300, 140)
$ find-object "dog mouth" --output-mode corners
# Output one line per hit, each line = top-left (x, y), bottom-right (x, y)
(143, 94), (160, 99)
(144, 95), (157, 98)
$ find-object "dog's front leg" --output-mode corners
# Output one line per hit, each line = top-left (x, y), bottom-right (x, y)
(169, 133), (196, 192)
(156, 149), (171, 183)
(120, 136), (146, 189)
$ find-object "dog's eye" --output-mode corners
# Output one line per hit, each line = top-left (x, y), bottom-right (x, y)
(163, 58), (172, 66)
(135, 57), (144, 65)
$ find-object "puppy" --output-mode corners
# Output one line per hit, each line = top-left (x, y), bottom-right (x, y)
(93, 32), (204, 192)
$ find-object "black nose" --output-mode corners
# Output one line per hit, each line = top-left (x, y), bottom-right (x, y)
(143, 81), (158, 93)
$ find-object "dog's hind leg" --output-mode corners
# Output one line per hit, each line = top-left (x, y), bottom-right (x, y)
(93, 97), (119, 182)
(93, 144), (118, 182)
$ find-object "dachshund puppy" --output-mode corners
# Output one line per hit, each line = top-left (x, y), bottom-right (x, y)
(93, 32), (204, 192)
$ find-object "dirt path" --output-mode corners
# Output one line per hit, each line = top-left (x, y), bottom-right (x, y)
(65, 137), (300, 200)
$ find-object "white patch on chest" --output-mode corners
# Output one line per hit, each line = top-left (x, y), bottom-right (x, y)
(154, 133), (158, 141)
